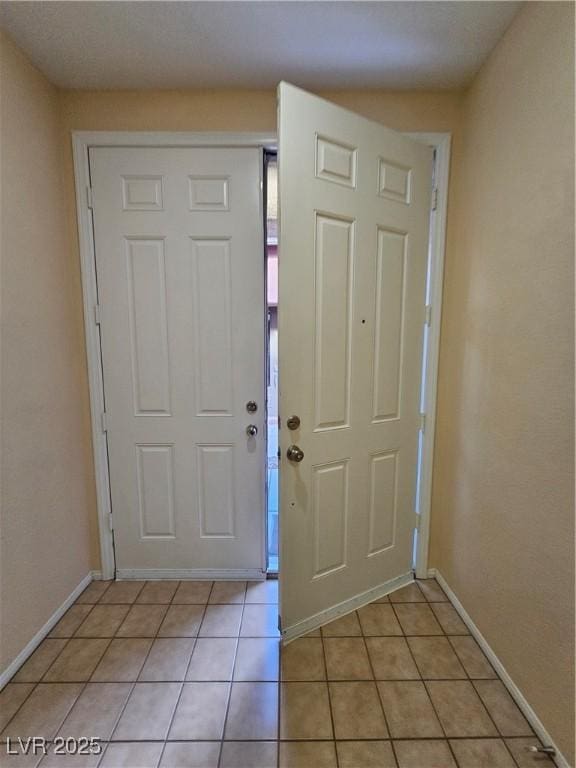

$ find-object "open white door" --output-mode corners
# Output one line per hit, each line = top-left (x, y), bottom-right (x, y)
(278, 83), (433, 639)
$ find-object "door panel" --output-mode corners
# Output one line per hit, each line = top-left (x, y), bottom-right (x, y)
(278, 83), (432, 636)
(90, 147), (265, 575)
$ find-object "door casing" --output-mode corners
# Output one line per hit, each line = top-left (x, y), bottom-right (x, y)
(72, 130), (449, 581)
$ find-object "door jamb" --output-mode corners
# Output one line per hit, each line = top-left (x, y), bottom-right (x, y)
(406, 132), (451, 578)
(73, 130), (448, 582)
(72, 131), (277, 580)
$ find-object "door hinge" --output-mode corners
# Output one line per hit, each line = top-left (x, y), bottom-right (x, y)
(425, 304), (432, 327)
(94, 304), (101, 325)
(101, 412), (108, 433)
(108, 513), (114, 532)
(419, 413), (426, 432)
(431, 187), (438, 211)
(414, 512), (421, 530)
(86, 186), (94, 209)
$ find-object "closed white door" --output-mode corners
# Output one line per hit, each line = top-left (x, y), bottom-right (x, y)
(90, 147), (265, 578)
(278, 83), (433, 638)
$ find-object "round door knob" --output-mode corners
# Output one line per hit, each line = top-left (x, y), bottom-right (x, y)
(287, 444), (304, 462)
(246, 424), (258, 437)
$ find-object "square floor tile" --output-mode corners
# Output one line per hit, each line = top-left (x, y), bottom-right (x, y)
(329, 682), (388, 739)
(186, 638), (236, 681)
(234, 638), (279, 681)
(416, 579), (448, 602)
(136, 581), (179, 604)
(449, 739), (516, 767)
(91, 638), (152, 682)
(448, 636), (497, 679)
(337, 741), (396, 768)
(224, 682), (278, 740)
(200, 605), (243, 637)
(320, 612), (361, 637)
(279, 742), (337, 768)
(1, 684), (83, 740)
(504, 738), (555, 767)
(168, 682), (229, 740)
(407, 636), (467, 679)
(115, 605), (168, 637)
(13, 640), (67, 683)
(74, 605), (129, 638)
(393, 604), (443, 635)
(112, 682), (181, 740)
(389, 582), (426, 603)
(0, 684), (36, 732)
(240, 605), (279, 638)
(323, 638), (372, 680)
(280, 683), (333, 740)
(43, 640), (109, 682)
(56, 682), (131, 740)
(426, 680), (498, 737)
(159, 742), (220, 768)
(139, 638), (195, 681)
(209, 581), (246, 604)
(99, 742), (163, 768)
(357, 604), (403, 636)
(473, 680), (533, 736)
(158, 605), (205, 637)
(172, 582), (213, 604)
(377, 680), (443, 738)
(49, 606), (93, 639)
(431, 603), (469, 635)
(220, 742), (277, 768)
(75, 581), (110, 604)
(245, 580), (279, 604)
(98, 581), (145, 604)
(394, 739), (457, 768)
(365, 637), (420, 680)
(281, 638), (325, 681)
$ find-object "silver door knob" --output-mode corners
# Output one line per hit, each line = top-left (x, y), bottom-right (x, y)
(287, 445), (304, 462)
(287, 415), (301, 430)
(246, 424), (258, 437)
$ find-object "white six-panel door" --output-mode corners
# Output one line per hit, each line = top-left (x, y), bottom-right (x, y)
(90, 147), (265, 577)
(278, 84), (433, 637)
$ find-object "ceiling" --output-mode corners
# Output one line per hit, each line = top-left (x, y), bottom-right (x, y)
(0, 1), (522, 91)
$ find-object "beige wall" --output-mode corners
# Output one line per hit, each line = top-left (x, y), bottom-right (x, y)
(430, 2), (575, 760)
(58, 87), (464, 570)
(0, 31), (94, 671)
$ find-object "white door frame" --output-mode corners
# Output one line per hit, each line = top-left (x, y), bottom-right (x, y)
(73, 132), (276, 580)
(72, 130), (449, 582)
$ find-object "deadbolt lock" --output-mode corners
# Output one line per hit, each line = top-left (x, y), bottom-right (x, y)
(246, 400), (258, 413)
(286, 415), (301, 430)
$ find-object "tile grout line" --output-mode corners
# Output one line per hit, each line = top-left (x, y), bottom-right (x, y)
(102, 582), (181, 762)
(361, 624), (398, 768)
(319, 619), (340, 768)
(215, 581), (244, 768)
(392, 597), (462, 766)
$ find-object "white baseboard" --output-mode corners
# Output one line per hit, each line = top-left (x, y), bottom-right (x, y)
(432, 569), (569, 768)
(282, 570), (414, 643)
(91, 569), (104, 581)
(115, 568), (266, 581)
(0, 572), (94, 691)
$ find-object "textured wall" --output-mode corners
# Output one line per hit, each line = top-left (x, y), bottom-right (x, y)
(0, 31), (94, 672)
(430, 3), (575, 760)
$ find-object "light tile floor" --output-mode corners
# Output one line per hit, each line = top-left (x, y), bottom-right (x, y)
(0, 579), (552, 767)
